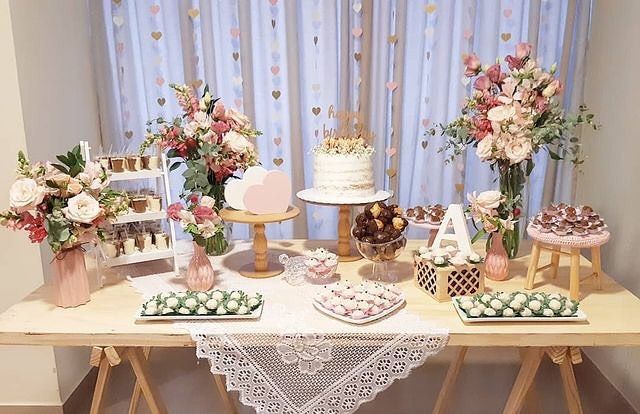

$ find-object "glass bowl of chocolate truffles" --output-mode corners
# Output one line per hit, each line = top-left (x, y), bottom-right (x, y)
(351, 202), (408, 281)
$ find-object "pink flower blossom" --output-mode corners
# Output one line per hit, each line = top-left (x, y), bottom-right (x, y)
(212, 121), (230, 135)
(486, 64), (503, 84)
(212, 101), (226, 119)
(463, 53), (481, 76)
(167, 203), (184, 220)
(515, 43), (532, 59)
(473, 75), (491, 90)
(193, 205), (217, 224)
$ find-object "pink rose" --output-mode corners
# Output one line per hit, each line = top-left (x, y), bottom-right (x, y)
(472, 117), (492, 140)
(473, 75), (491, 90)
(505, 55), (523, 70)
(193, 205), (217, 224)
(463, 53), (481, 76)
(515, 43), (532, 59)
(534, 96), (548, 113)
(167, 203), (184, 220)
(212, 121), (230, 135)
(486, 64), (503, 84)
(212, 101), (226, 119)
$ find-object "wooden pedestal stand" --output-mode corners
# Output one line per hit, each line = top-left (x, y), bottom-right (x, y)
(296, 189), (391, 262)
(219, 206), (300, 278)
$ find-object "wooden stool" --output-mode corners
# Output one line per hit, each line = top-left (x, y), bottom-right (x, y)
(525, 226), (610, 300)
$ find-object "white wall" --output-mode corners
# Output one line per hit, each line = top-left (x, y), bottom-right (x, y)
(0, 0), (61, 407)
(578, 0), (640, 410)
(1, 0), (103, 405)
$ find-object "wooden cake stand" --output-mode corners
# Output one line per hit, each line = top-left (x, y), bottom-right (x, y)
(219, 206), (300, 278)
(296, 189), (391, 262)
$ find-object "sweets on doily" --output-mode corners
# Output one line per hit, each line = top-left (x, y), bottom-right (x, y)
(314, 281), (403, 320)
(529, 203), (606, 237)
(405, 204), (446, 225)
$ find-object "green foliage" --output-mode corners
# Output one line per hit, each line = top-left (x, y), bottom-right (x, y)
(52, 145), (85, 177)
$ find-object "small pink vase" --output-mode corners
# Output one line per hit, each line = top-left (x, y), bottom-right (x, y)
(485, 233), (510, 281)
(52, 247), (91, 308)
(186, 242), (215, 291)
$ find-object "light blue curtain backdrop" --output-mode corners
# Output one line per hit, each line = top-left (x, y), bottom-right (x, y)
(91, 0), (592, 240)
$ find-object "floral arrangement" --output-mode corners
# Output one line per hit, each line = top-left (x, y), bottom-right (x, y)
(0, 146), (126, 253)
(141, 83), (261, 255)
(141, 289), (263, 316)
(467, 190), (517, 243)
(430, 43), (598, 257)
(167, 194), (224, 255)
(303, 248), (339, 279)
(456, 291), (579, 318)
(416, 245), (482, 267)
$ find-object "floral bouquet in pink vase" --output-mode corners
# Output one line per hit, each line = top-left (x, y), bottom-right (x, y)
(467, 191), (518, 281)
(167, 194), (224, 290)
(141, 84), (262, 255)
(0, 146), (127, 307)
(430, 43), (599, 258)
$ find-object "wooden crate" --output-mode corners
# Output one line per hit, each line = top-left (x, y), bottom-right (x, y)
(414, 255), (484, 302)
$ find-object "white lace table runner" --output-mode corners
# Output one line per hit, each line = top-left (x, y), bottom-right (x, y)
(128, 242), (449, 414)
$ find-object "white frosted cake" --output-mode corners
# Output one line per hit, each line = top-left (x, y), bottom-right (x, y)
(312, 137), (375, 198)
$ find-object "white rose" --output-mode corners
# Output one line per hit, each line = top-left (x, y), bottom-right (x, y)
(205, 299), (219, 310)
(63, 192), (102, 224)
(475, 191), (503, 211)
(178, 210), (196, 226)
(223, 130), (253, 153)
(225, 108), (251, 129)
(165, 297), (179, 309)
(487, 105), (516, 122)
(505, 138), (533, 165)
(184, 298), (198, 309)
(200, 196), (216, 209)
(9, 178), (45, 211)
(542, 308), (554, 317)
(503, 308), (515, 317)
(196, 306), (208, 315)
(198, 220), (220, 238)
(194, 111), (211, 128)
(528, 300), (542, 311)
(542, 80), (560, 98)
(475, 134), (495, 161)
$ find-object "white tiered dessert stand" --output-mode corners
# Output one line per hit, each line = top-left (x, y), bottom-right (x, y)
(296, 188), (392, 262)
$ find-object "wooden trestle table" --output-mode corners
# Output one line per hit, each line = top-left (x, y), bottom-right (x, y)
(0, 240), (639, 414)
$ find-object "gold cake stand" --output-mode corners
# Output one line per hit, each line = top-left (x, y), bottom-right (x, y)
(296, 189), (392, 262)
(219, 206), (300, 278)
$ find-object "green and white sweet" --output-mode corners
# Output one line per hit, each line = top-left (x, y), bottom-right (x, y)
(456, 291), (579, 318)
(140, 289), (263, 317)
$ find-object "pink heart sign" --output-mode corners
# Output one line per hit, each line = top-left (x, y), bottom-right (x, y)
(243, 170), (291, 215)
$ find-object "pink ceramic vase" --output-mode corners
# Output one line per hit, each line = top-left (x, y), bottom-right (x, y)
(52, 246), (91, 308)
(186, 242), (215, 291)
(485, 233), (510, 281)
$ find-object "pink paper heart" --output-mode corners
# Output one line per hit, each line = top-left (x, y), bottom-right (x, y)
(503, 8), (512, 18)
(273, 137), (282, 146)
(352, 27), (363, 37)
(269, 0), (278, 5)
(230, 27), (240, 38)
(234, 98), (242, 108)
(243, 171), (291, 215)
(150, 4), (160, 15)
(270, 65), (280, 75)
(385, 147), (397, 157)
(116, 42), (124, 55)
(463, 29), (473, 39)
(155, 77), (165, 86)
(422, 118), (431, 128)
(386, 81), (398, 91)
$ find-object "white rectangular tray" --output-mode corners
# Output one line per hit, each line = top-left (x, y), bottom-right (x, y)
(453, 301), (587, 323)
(135, 301), (264, 322)
(313, 297), (405, 325)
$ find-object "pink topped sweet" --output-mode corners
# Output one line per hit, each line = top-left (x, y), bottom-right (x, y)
(313, 281), (404, 322)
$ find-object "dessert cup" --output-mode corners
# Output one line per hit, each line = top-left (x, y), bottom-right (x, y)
(147, 195), (162, 212)
(147, 155), (160, 170)
(98, 156), (111, 170)
(141, 155), (151, 169)
(126, 155), (142, 171)
(110, 157), (126, 172)
(103, 240), (120, 258)
(131, 197), (148, 214)
(123, 238), (136, 255)
(154, 232), (169, 250)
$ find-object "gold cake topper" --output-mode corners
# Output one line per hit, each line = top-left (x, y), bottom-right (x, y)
(321, 105), (375, 142)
